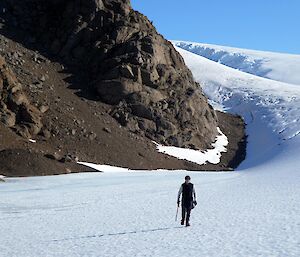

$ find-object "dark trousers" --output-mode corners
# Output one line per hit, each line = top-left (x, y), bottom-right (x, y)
(181, 205), (191, 223)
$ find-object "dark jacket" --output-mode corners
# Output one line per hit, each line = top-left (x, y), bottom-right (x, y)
(177, 182), (196, 208)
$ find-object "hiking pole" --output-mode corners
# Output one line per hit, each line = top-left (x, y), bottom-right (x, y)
(175, 205), (179, 221)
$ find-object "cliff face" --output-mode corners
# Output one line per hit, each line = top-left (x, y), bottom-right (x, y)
(1, 0), (218, 150)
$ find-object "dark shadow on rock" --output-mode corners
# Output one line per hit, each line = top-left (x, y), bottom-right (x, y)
(0, 23), (99, 101)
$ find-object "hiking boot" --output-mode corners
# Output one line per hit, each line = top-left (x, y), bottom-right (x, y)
(181, 220), (184, 225)
(186, 222), (190, 227)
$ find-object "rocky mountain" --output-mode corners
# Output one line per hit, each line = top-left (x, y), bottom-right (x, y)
(0, 0), (246, 176)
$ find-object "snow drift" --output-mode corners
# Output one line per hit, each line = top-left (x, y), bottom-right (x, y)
(173, 41), (300, 86)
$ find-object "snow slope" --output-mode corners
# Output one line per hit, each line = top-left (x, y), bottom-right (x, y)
(173, 41), (300, 86)
(1, 46), (300, 257)
(175, 47), (300, 168)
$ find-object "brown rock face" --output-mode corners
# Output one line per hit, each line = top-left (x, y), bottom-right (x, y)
(0, 56), (42, 138)
(1, 0), (218, 149)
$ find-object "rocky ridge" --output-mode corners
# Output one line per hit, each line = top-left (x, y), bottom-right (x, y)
(1, 0), (218, 150)
(0, 0), (246, 176)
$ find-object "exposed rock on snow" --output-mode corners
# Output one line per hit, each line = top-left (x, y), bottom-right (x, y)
(78, 125), (229, 171)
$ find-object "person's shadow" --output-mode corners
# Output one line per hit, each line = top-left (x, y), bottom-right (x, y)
(51, 226), (183, 242)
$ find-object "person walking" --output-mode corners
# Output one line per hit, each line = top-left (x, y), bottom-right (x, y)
(177, 175), (197, 227)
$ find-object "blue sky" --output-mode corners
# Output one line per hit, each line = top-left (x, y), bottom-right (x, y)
(131, 0), (300, 54)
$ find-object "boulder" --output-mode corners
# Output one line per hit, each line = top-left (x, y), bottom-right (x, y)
(0, 55), (43, 137)
(0, 109), (16, 127)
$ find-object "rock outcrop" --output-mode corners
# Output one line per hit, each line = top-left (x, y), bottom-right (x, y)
(1, 0), (219, 150)
(0, 56), (42, 138)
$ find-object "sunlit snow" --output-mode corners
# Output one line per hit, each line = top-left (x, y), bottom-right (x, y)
(154, 127), (228, 165)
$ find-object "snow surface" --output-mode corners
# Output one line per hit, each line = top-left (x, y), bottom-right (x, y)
(1, 45), (300, 257)
(1, 149), (299, 257)
(175, 46), (300, 167)
(155, 127), (228, 165)
(173, 41), (300, 86)
(77, 163), (130, 173)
